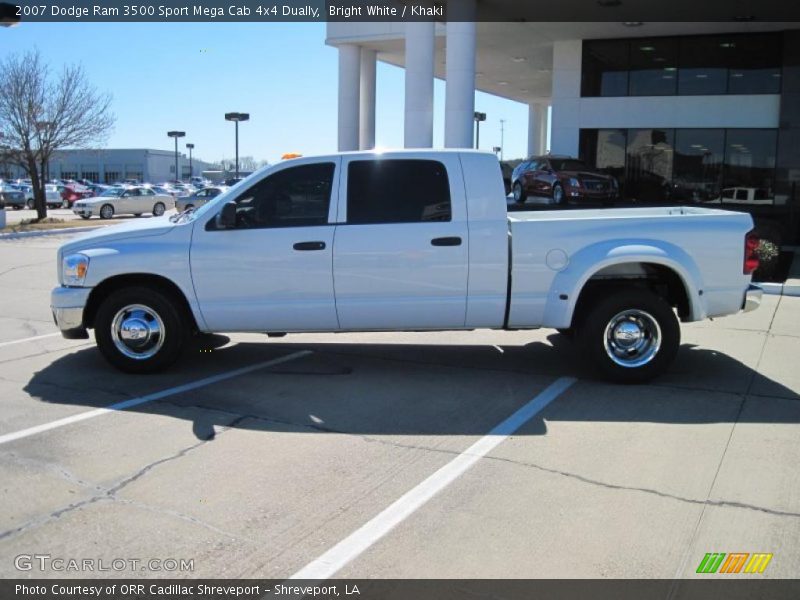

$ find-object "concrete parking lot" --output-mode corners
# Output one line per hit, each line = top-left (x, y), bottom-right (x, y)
(0, 231), (798, 580)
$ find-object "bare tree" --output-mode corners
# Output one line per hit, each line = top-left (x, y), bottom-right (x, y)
(0, 50), (114, 220)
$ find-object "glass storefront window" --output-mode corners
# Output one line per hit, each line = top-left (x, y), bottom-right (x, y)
(678, 37), (728, 95)
(722, 129), (778, 205)
(625, 129), (675, 202)
(581, 33), (782, 97)
(672, 129), (725, 201)
(581, 40), (629, 97)
(579, 129), (627, 188)
(629, 39), (678, 96)
(579, 128), (779, 208)
(727, 34), (782, 94)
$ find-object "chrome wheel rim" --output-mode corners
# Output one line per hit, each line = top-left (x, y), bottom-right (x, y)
(110, 304), (165, 360)
(553, 186), (563, 204)
(513, 184), (522, 202)
(603, 309), (661, 368)
(101, 205), (113, 219)
(153, 202), (165, 216)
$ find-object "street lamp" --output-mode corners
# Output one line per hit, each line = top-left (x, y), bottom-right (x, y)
(186, 143), (194, 179)
(167, 131), (185, 183)
(473, 112), (486, 149)
(224, 112), (249, 179)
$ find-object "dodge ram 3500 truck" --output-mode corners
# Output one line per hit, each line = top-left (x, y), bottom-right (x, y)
(51, 151), (762, 383)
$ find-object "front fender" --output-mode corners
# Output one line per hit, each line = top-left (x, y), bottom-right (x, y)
(541, 239), (705, 329)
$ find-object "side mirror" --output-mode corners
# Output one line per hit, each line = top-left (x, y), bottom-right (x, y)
(216, 201), (237, 229)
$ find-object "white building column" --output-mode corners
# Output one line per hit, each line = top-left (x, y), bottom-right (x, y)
(444, 1), (476, 148)
(404, 21), (435, 148)
(549, 40), (582, 156)
(337, 44), (361, 152)
(359, 48), (376, 150)
(527, 102), (549, 156)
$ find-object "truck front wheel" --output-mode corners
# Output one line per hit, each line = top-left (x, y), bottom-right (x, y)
(94, 286), (187, 373)
(578, 288), (679, 383)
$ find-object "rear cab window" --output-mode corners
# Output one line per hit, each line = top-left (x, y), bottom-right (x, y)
(345, 159), (452, 224)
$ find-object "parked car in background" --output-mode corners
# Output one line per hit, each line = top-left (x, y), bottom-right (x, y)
(175, 186), (228, 212)
(511, 155), (618, 206)
(87, 184), (110, 197)
(0, 183), (26, 209)
(27, 184), (65, 209)
(72, 186), (174, 219)
(61, 184), (94, 208)
(707, 187), (774, 206)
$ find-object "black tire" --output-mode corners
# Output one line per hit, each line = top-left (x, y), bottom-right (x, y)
(577, 288), (679, 384)
(26, 199), (34, 209)
(94, 286), (188, 373)
(556, 328), (574, 338)
(185, 204), (194, 211)
(80, 215), (91, 220)
(512, 182), (527, 204)
(133, 213), (143, 217)
(152, 202), (166, 216)
(100, 204), (114, 219)
(552, 183), (565, 205)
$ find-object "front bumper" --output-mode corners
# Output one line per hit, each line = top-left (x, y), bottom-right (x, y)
(72, 208), (93, 217)
(51, 286), (91, 339)
(742, 284), (763, 313)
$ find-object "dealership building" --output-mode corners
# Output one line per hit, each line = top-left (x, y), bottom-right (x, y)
(2, 149), (217, 184)
(326, 19), (800, 242)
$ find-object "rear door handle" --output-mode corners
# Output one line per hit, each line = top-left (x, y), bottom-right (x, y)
(431, 236), (462, 247)
(293, 241), (326, 251)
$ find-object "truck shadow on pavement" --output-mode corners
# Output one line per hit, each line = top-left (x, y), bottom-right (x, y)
(24, 334), (800, 442)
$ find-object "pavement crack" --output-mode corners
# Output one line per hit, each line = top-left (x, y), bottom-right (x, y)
(0, 260), (51, 278)
(0, 412), (242, 542)
(113, 498), (259, 545)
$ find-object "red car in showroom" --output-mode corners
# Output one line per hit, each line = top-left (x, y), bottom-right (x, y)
(511, 155), (618, 206)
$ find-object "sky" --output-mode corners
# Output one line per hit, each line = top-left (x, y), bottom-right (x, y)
(2, 22), (530, 165)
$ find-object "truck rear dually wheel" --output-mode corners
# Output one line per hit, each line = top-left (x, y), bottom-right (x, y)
(578, 288), (679, 383)
(95, 286), (187, 373)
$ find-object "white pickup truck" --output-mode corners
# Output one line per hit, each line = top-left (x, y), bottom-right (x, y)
(51, 150), (762, 383)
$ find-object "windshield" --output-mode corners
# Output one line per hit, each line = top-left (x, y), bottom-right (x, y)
(100, 188), (124, 197)
(185, 167), (267, 223)
(549, 159), (587, 172)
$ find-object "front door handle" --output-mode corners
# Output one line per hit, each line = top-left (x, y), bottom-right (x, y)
(431, 236), (462, 247)
(293, 241), (326, 251)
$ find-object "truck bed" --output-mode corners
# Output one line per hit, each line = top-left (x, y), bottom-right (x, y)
(505, 205), (754, 329)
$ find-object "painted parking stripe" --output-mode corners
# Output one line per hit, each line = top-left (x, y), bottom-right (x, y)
(0, 350), (311, 446)
(0, 332), (61, 348)
(289, 376), (577, 581)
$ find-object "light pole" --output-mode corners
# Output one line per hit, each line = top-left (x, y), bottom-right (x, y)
(186, 143), (194, 179)
(499, 119), (506, 161)
(473, 112), (486, 149)
(224, 112), (249, 179)
(167, 131), (185, 182)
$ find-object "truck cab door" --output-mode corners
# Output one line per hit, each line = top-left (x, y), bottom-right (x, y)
(189, 159), (341, 332)
(332, 155), (469, 330)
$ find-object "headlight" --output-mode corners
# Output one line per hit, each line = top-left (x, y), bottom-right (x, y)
(568, 178), (581, 188)
(62, 254), (89, 287)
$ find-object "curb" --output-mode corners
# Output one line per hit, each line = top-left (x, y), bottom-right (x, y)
(0, 226), (105, 240)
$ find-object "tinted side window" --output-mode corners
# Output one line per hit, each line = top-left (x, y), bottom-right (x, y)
(347, 160), (451, 224)
(231, 163), (334, 229)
